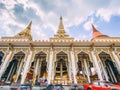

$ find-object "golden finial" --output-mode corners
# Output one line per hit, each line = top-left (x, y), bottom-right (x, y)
(59, 16), (64, 30)
(26, 21), (32, 29)
(60, 16), (62, 20)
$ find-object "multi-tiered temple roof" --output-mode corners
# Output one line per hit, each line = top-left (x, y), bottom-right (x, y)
(0, 17), (120, 46)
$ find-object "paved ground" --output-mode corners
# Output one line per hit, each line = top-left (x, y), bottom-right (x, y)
(0, 86), (11, 90)
(0, 85), (84, 90)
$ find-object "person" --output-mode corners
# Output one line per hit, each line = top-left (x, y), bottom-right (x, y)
(44, 78), (48, 86)
(35, 79), (39, 86)
(39, 78), (42, 86)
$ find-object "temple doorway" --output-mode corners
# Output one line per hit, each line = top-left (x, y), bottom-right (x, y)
(54, 51), (69, 84)
(1, 51), (25, 83)
(0, 51), (4, 66)
(99, 52), (120, 83)
(27, 51), (47, 85)
(77, 52), (98, 84)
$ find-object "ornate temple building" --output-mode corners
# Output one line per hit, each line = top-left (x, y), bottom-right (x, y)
(0, 17), (120, 85)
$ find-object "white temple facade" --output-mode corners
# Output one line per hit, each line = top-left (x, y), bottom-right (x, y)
(0, 17), (120, 85)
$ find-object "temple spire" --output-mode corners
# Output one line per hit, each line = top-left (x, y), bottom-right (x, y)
(50, 16), (74, 40)
(91, 24), (108, 38)
(56, 16), (66, 38)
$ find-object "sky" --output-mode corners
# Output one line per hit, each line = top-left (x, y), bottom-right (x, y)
(0, 0), (120, 40)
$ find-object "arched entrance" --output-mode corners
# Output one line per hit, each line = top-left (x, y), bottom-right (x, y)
(27, 51), (47, 85)
(99, 52), (120, 83)
(1, 51), (25, 83)
(54, 51), (68, 84)
(0, 51), (4, 66)
(77, 52), (98, 84)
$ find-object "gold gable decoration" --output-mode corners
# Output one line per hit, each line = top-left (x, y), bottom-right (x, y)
(1, 21), (33, 41)
(15, 21), (32, 41)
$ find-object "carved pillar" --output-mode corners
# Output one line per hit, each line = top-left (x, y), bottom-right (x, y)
(68, 52), (72, 81)
(75, 52), (78, 71)
(38, 61), (41, 81)
(15, 58), (24, 82)
(111, 51), (120, 73)
(48, 48), (53, 84)
(0, 50), (14, 79)
(83, 59), (90, 83)
(32, 58), (39, 85)
(94, 51), (109, 81)
(99, 60), (109, 81)
(21, 50), (35, 84)
(108, 62), (117, 83)
(70, 50), (77, 84)
(1, 51), (7, 64)
(52, 53), (56, 81)
(91, 51), (103, 81)
(115, 51), (120, 62)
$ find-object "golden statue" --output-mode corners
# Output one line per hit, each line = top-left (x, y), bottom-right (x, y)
(13, 74), (18, 82)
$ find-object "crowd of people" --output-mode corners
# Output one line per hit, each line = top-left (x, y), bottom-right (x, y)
(35, 78), (48, 86)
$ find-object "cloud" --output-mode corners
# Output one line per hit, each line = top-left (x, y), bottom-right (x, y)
(96, 7), (120, 22)
(83, 18), (94, 31)
(83, 0), (112, 8)
(95, 0), (120, 22)
(77, 34), (90, 40)
(32, 0), (57, 13)
(13, 3), (41, 23)
(0, 0), (120, 40)
(0, 3), (5, 9)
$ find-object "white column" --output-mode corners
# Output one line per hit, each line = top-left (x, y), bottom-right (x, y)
(52, 62), (56, 80)
(0, 51), (13, 79)
(91, 51), (103, 81)
(70, 51), (77, 84)
(108, 63), (117, 83)
(69, 62), (72, 81)
(33, 59), (39, 84)
(68, 53), (72, 81)
(52, 54), (56, 81)
(100, 61), (109, 81)
(35, 59), (39, 77)
(21, 51), (34, 84)
(84, 59), (90, 83)
(38, 61), (41, 80)
(111, 51), (120, 73)
(48, 49), (53, 84)
(106, 66), (114, 82)
(15, 59), (24, 82)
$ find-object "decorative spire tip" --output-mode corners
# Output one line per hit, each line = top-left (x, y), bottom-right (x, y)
(27, 21), (32, 29)
(60, 16), (62, 20)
